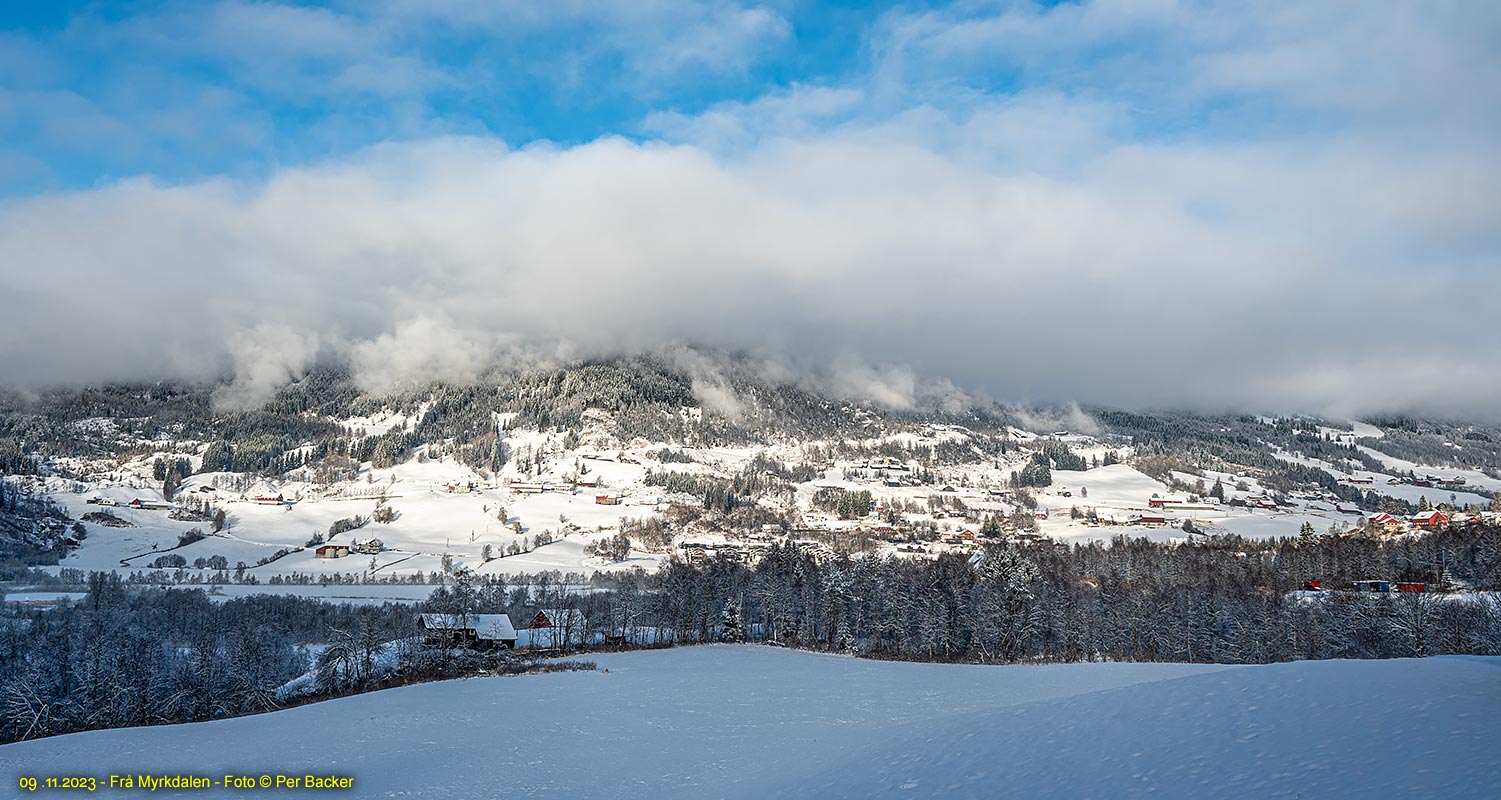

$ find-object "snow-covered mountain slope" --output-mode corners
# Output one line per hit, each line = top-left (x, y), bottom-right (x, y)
(22, 431), (1499, 585)
(7, 360), (1500, 586)
(4, 646), (1495, 799)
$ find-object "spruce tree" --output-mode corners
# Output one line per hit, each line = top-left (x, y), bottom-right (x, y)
(720, 598), (744, 643)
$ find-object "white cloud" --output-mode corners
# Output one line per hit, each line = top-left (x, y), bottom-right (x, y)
(2, 1), (1498, 419)
(643, 84), (866, 151)
(666, 345), (747, 420)
(214, 324), (322, 411)
(348, 314), (493, 395)
(1, 121), (1496, 417)
(363, 0), (791, 84)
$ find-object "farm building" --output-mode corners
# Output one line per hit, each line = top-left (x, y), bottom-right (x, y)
(315, 544), (351, 559)
(1367, 513), (1403, 532)
(595, 495), (621, 505)
(251, 494), (286, 505)
(1410, 510), (1450, 529)
(418, 613), (517, 649)
(522, 609), (589, 649)
(530, 608), (587, 630)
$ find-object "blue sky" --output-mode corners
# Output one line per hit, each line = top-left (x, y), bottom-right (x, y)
(0, 0), (1339, 194)
(2, 1), (1499, 416)
(2, 0), (899, 192)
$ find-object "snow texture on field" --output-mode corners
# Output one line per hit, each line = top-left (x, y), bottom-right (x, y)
(194, 583), (441, 604)
(4, 647), (1497, 799)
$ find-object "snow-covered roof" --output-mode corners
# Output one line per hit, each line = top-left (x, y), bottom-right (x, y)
(419, 613), (517, 640)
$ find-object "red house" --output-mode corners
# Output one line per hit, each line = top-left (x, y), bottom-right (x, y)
(1410, 510), (1450, 529)
(529, 609), (586, 629)
(595, 495), (620, 505)
(1367, 512), (1401, 531)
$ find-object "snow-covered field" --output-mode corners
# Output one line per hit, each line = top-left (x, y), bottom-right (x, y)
(36, 449), (666, 583)
(5, 646), (1497, 799)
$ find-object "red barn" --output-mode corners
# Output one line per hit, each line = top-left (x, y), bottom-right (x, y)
(1409, 510), (1450, 529)
(529, 609), (586, 630)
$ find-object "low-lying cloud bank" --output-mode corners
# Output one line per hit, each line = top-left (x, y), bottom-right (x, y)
(1, 125), (1496, 419)
(2, 1), (1500, 420)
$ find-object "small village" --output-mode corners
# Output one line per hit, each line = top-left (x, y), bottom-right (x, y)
(14, 426), (1493, 594)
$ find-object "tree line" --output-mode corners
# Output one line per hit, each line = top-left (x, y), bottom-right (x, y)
(6, 525), (1500, 745)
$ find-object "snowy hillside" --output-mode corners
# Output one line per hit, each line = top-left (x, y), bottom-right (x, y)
(4, 646), (1497, 799)
(6, 362), (1500, 591)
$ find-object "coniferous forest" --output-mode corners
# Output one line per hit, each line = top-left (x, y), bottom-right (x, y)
(5, 523), (1500, 744)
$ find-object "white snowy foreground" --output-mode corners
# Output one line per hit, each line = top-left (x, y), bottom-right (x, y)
(5, 647), (1498, 799)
